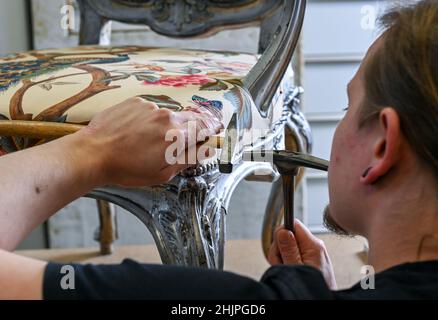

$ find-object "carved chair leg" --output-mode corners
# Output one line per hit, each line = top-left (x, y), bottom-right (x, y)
(142, 173), (226, 269)
(95, 199), (118, 255)
(88, 160), (272, 268)
(176, 176), (226, 268)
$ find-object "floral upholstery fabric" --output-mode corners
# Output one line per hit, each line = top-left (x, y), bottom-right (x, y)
(0, 46), (289, 154)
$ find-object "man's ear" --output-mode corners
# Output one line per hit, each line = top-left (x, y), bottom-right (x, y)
(360, 107), (402, 185)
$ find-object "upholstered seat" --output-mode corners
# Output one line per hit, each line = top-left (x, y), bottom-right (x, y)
(0, 46), (289, 154)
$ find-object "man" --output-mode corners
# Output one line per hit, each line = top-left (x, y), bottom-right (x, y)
(1, 0), (438, 299)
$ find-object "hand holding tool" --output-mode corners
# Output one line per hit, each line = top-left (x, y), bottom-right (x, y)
(243, 150), (329, 232)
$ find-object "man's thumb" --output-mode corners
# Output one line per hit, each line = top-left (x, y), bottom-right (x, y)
(277, 229), (302, 264)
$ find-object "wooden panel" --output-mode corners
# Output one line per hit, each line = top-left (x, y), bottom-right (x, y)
(303, 0), (382, 56)
(0, 0), (30, 54)
(300, 0), (387, 230)
(304, 61), (360, 115)
(308, 121), (337, 159)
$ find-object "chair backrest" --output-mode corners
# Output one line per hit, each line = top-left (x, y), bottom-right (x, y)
(76, 0), (306, 117)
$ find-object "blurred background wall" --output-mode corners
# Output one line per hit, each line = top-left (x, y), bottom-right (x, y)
(0, 0), (31, 54)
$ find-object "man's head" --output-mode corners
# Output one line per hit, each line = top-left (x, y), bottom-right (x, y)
(325, 0), (438, 237)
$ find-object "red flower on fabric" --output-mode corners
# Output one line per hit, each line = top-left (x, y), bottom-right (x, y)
(143, 74), (214, 87)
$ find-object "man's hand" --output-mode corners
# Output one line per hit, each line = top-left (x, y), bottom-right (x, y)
(0, 98), (223, 299)
(0, 97), (222, 250)
(268, 219), (337, 290)
(77, 97), (223, 187)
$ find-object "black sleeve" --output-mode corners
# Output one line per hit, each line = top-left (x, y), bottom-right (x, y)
(43, 259), (335, 300)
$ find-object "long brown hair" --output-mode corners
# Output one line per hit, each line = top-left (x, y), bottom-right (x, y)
(361, 0), (438, 178)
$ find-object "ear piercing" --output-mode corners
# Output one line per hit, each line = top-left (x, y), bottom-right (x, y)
(362, 167), (372, 178)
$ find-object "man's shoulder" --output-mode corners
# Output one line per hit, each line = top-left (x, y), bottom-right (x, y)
(336, 260), (438, 300)
(261, 265), (335, 299)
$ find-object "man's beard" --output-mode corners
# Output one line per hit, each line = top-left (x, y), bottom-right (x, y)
(323, 205), (353, 237)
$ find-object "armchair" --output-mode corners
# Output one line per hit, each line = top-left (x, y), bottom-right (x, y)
(0, 0), (311, 269)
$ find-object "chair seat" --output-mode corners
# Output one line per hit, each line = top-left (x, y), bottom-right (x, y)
(0, 46), (290, 153)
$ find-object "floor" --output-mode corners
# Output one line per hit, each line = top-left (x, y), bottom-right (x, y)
(17, 234), (368, 290)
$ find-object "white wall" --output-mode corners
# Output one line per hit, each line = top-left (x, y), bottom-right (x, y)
(301, 0), (382, 231)
(0, 0), (30, 54)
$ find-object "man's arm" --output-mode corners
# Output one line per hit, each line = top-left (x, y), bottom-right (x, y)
(0, 131), (104, 251)
(0, 97), (221, 251)
(0, 97), (221, 299)
(0, 250), (46, 299)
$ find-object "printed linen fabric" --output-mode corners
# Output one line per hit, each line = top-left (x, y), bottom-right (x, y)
(0, 46), (287, 154)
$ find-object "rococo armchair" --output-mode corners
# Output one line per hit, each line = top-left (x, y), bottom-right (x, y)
(0, 0), (311, 269)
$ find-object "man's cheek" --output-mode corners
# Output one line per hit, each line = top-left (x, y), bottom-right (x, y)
(330, 127), (343, 163)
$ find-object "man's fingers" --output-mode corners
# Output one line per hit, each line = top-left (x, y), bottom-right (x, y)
(276, 229), (303, 265)
(176, 110), (223, 130)
(174, 135), (217, 163)
(268, 240), (283, 265)
(157, 109), (223, 181)
(175, 111), (223, 148)
(129, 97), (160, 113)
(293, 219), (325, 251)
(160, 142), (217, 177)
(173, 110), (198, 124)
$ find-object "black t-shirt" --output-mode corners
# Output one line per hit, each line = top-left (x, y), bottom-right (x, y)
(43, 259), (438, 299)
